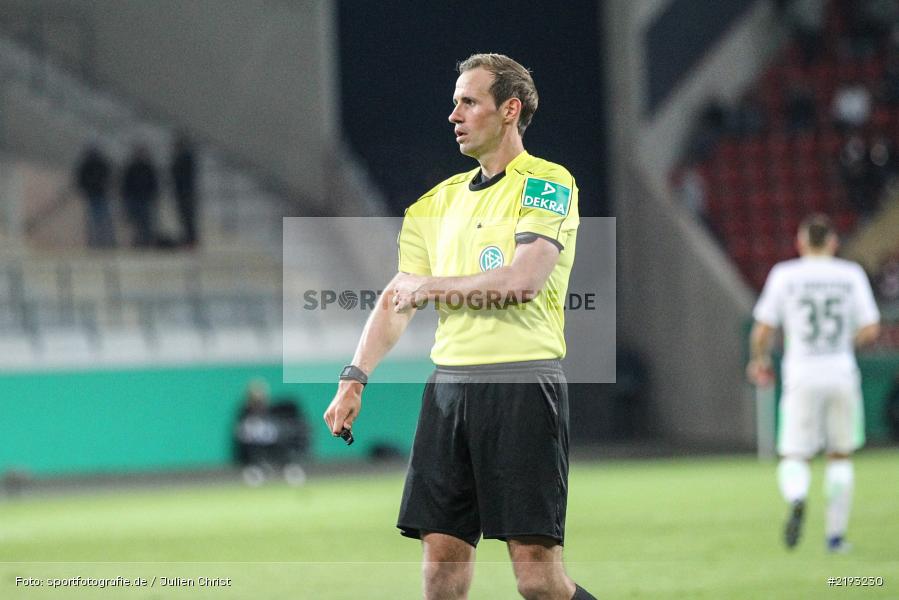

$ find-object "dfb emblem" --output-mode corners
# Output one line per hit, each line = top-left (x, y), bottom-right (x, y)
(479, 246), (504, 271)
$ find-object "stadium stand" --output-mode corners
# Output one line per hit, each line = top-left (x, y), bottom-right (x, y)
(671, 1), (899, 354)
(0, 33), (289, 255)
(674, 2), (899, 291)
(0, 27), (408, 370)
(0, 32), (294, 365)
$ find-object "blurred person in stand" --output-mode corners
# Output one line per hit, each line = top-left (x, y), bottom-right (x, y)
(879, 50), (899, 107)
(170, 134), (199, 248)
(785, 84), (817, 132)
(832, 82), (872, 131)
(728, 92), (768, 137)
(777, 0), (826, 66)
(839, 134), (879, 218)
(75, 145), (116, 248)
(121, 145), (160, 248)
(868, 134), (897, 194)
(674, 166), (710, 230)
(843, 0), (899, 58)
(684, 100), (727, 163)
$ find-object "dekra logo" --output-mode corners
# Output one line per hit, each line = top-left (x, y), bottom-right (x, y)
(522, 195), (566, 214)
(521, 177), (571, 216)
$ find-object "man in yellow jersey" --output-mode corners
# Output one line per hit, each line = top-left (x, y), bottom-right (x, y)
(324, 53), (595, 600)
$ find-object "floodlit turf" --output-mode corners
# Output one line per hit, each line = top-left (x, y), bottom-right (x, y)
(2, 449), (898, 599)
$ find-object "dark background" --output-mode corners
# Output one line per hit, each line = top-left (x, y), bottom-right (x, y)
(645, 0), (755, 114)
(338, 0), (608, 217)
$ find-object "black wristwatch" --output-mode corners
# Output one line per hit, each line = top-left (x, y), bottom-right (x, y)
(339, 364), (368, 386)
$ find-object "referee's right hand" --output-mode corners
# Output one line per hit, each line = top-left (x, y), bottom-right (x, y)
(324, 381), (363, 436)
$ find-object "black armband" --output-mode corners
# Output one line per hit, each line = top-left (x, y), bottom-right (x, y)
(515, 231), (564, 251)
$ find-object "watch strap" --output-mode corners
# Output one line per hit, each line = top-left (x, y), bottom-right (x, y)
(339, 364), (368, 386)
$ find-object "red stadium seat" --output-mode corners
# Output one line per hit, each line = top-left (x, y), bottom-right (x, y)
(767, 134), (790, 162)
(872, 106), (891, 129)
(835, 213), (856, 232)
(820, 130), (843, 157)
(746, 139), (766, 163)
(773, 188), (797, 211)
(742, 163), (768, 190)
(719, 140), (740, 165)
(728, 239), (751, 264)
(770, 164), (796, 188)
(861, 57), (883, 82)
(793, 133), (817, 159)
(748, 190), (773, 211)
(802, 192), (829, 212)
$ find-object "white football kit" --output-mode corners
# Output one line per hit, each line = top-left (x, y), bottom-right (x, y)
(753, 256), (880, 456)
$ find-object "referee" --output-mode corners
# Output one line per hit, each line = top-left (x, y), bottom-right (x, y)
(324, 53), (596, 600)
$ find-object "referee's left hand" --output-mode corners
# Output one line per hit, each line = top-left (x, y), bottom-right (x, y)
(392, 274), (428, 313)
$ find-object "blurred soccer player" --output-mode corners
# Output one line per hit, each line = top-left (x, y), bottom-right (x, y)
(747, 214), (880, 552)
(324, 54), (597, 599)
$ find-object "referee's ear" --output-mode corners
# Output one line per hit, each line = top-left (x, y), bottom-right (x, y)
(502, 97), (522, 128)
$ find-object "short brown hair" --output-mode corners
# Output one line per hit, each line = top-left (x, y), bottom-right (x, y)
(457, 53), (538, 136)
(799, 213), (835, 248)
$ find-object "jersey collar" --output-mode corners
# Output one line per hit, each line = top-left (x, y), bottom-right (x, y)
(468, 150), (530, 192)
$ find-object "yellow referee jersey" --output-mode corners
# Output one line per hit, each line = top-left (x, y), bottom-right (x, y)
(398, 150), (579, 366)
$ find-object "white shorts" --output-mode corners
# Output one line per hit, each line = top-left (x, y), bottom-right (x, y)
(777, 378), (865, 458)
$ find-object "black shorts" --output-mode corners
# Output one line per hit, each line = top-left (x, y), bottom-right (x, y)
(396, 359), (569, 547)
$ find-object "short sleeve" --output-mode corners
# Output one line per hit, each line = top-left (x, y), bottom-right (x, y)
(852, 265), (880, 328)
(515, 176), (579, 246)
(397, 209), (431, 275)
(753, 266), (783, 327)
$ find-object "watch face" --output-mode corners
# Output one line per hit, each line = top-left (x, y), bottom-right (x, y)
(340, 366), (364, 383)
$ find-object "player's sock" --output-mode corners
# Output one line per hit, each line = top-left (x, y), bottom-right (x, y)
(572, 584), (597, 599)
(777, 458), (810, 503)
(824, 459), (854, 542)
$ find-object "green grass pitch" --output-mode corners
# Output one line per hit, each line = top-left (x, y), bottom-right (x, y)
(2, 449), (897, 599)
